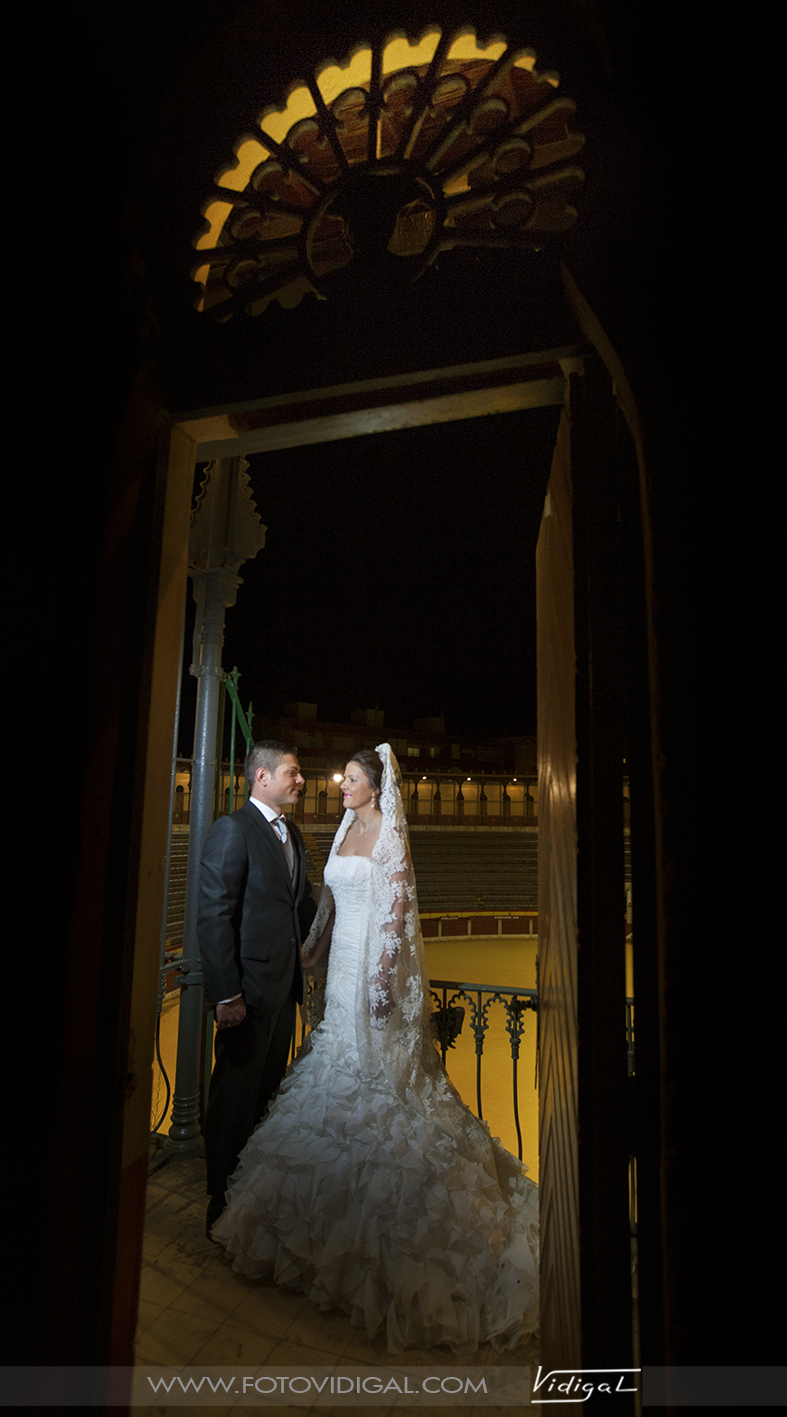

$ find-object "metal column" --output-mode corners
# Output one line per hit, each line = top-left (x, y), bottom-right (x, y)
(167, 457), (266, 1149)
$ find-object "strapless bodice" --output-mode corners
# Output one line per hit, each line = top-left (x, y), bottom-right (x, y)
(323, 852), (372, 1017)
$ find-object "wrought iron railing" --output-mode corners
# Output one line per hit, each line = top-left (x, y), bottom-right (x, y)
(430, 979), (538, 1162)
(153, 973), (637, 1222)
(298, 974), (538, 1162)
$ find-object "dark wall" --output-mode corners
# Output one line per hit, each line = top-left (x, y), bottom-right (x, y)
(19, 0), (762, 1375)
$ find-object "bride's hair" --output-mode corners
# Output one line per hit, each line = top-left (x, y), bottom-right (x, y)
(348, 748), (383, 793)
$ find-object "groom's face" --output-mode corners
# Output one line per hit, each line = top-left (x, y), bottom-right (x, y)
(255, 753), (304, 810)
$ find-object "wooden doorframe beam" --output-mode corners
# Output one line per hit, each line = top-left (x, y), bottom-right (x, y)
(173, 345), (584, 459)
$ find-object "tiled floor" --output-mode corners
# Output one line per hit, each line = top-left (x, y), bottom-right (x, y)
(135, 1147), (539, 1415)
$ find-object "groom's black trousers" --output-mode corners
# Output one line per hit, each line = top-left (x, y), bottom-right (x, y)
(204, 986), (297, 1224)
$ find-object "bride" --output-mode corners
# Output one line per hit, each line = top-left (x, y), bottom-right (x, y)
(211, 743), (539, 1354)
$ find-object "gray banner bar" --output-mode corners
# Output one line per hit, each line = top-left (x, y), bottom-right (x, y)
(1, 1370), (134, 1407)
(642, 1367), (786, 1407)
(4, 1365), (784, 1407)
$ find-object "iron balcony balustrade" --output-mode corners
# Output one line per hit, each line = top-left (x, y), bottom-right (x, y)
(430, 978), (537, 1162)
(154, 960), (636, 1236)
(300, 972), (538, 1162)
(298, 978), (635, 1175)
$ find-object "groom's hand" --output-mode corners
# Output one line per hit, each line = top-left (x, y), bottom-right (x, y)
(215, 998), (247, 1029)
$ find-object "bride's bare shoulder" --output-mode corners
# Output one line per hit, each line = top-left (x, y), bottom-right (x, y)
(337, 816), (381, 859)
(335, 819), (358, 858)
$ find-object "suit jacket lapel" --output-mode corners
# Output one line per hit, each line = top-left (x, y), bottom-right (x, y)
(242, 801), (294, 894)
(291, 823), (305, 901)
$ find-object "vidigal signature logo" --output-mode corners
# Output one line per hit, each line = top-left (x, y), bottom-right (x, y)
(532, 1368), (640, 1403)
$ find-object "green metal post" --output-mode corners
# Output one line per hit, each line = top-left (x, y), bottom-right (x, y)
(224, 669), (253, 804)
(228, 678), (237, 815)
(244, 701), (253, 801)
(169, 457), (266, 1155)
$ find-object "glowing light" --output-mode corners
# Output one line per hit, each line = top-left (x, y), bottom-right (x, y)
(446, 29), (507, 65)
(382, 29), (441, 75)
(260, 86), (316, 145)
(192, 25), (580, 320)
(316, 47), (372, 106)
(216, 137), (271, 192)
(333, 773), (343, 783)
(194, 200), (234, 250)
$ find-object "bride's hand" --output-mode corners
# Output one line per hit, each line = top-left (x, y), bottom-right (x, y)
(301, 907), (334, 973)
(370, 979), (395, 1019)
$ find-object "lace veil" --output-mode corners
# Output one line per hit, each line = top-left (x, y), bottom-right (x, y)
(304, 743), (432, 1094)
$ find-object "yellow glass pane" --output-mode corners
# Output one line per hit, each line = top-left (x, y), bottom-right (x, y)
(216, 137), (271, 192)
(260, 85), (316, 144)
(445, 29), (507, 65)
(316, 47), (372, 106)
(382, 29), (441, 75)
(194, 200), (233, 251)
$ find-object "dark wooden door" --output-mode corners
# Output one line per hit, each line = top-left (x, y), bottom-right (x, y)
(537, 356), (635, 1393)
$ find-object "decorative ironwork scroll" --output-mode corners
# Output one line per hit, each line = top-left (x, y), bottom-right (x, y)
(428, 978), (538, 1160)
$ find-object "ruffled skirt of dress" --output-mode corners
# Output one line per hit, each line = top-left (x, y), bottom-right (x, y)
(211, 1019), (539, 1355)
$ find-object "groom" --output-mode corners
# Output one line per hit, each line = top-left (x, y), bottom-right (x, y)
(197, 740), (316, 1235)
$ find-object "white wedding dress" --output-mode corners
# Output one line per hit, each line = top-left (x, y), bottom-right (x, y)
(212, 846), (540, 1355)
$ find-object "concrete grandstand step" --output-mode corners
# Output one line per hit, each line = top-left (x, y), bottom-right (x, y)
(299, 826), (537, 910)
(164, 824), (538, 930)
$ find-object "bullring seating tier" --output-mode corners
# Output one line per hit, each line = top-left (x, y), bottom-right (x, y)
(302, 826), (537, 913)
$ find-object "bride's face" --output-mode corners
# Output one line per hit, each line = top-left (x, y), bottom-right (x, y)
(341, 762), (374, 812)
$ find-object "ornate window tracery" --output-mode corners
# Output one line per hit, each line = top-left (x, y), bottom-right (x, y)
(192, 24), (584, 319)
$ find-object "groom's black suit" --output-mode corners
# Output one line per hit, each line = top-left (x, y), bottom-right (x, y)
(198, 799), (315, 1225)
